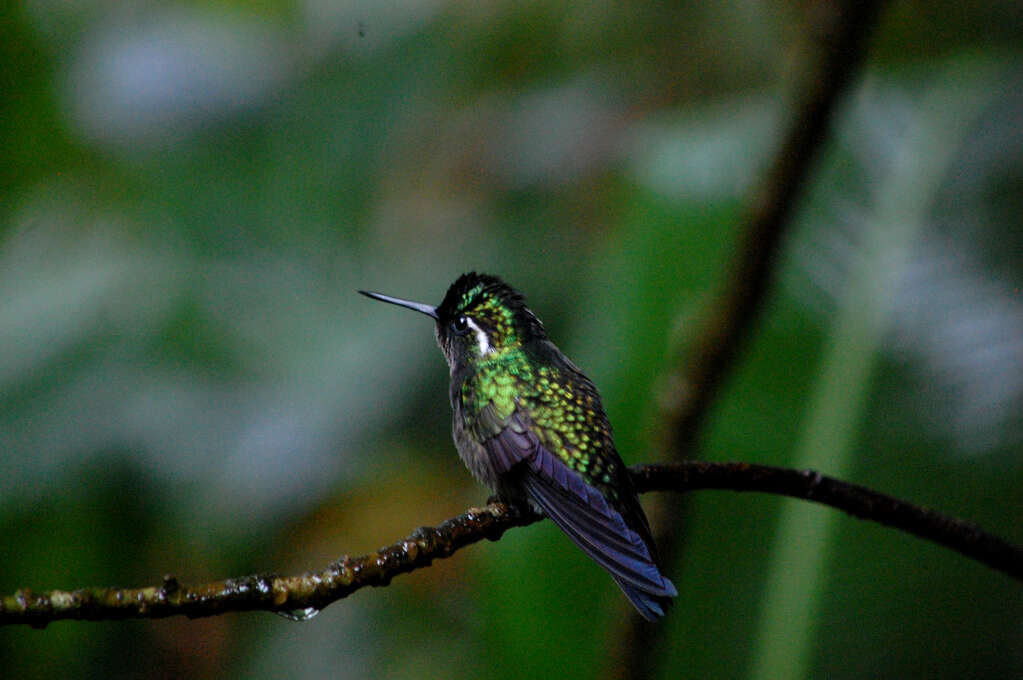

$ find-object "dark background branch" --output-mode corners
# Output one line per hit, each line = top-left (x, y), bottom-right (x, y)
(621, 2), (889, 677)
(666, 0), (888, 454)
(2, 461), (1018, 628)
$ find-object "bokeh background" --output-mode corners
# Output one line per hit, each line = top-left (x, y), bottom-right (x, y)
(2, 1), (1022, 678)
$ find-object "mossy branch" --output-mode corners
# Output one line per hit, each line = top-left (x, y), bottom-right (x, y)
(3, 461), (1019, 628)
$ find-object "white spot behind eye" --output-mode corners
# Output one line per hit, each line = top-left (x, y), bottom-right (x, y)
(464, 317), (492, 355)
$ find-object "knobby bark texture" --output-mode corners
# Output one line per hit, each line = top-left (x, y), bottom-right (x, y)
(2, 461), (1020, 628)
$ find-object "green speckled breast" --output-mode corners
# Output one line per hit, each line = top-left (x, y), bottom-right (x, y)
(460, 354), (622, 503)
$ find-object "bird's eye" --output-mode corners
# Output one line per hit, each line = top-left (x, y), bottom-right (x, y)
(452, 316), (470, 335)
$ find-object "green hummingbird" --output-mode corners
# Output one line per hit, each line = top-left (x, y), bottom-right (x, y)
(360, 273), (677, 620)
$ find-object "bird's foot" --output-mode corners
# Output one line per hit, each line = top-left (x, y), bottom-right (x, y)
(486, 495), (541, 520)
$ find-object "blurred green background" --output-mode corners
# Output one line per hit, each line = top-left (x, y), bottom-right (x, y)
(2, 1), (1022, 678)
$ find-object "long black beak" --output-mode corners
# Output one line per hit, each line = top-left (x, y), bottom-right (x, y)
(359, 290), (439, 319)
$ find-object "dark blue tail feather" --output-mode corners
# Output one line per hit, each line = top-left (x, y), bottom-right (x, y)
(518, 446), (678, 619)
(615, 576), (677, 621)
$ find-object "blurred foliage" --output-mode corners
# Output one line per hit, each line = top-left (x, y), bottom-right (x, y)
(1, 1), (1021, 678)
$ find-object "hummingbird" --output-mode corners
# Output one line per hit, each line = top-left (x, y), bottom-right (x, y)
(360, 272), (677, 620)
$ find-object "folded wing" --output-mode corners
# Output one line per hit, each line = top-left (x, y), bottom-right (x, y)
(480, 408), (677, 620)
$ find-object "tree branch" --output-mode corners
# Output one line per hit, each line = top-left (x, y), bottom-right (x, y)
(667, 0), (887, 448)
(3, 461), (1019, 628)
(631, 462), (1023, 581)
(620, 3), (890, 676)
